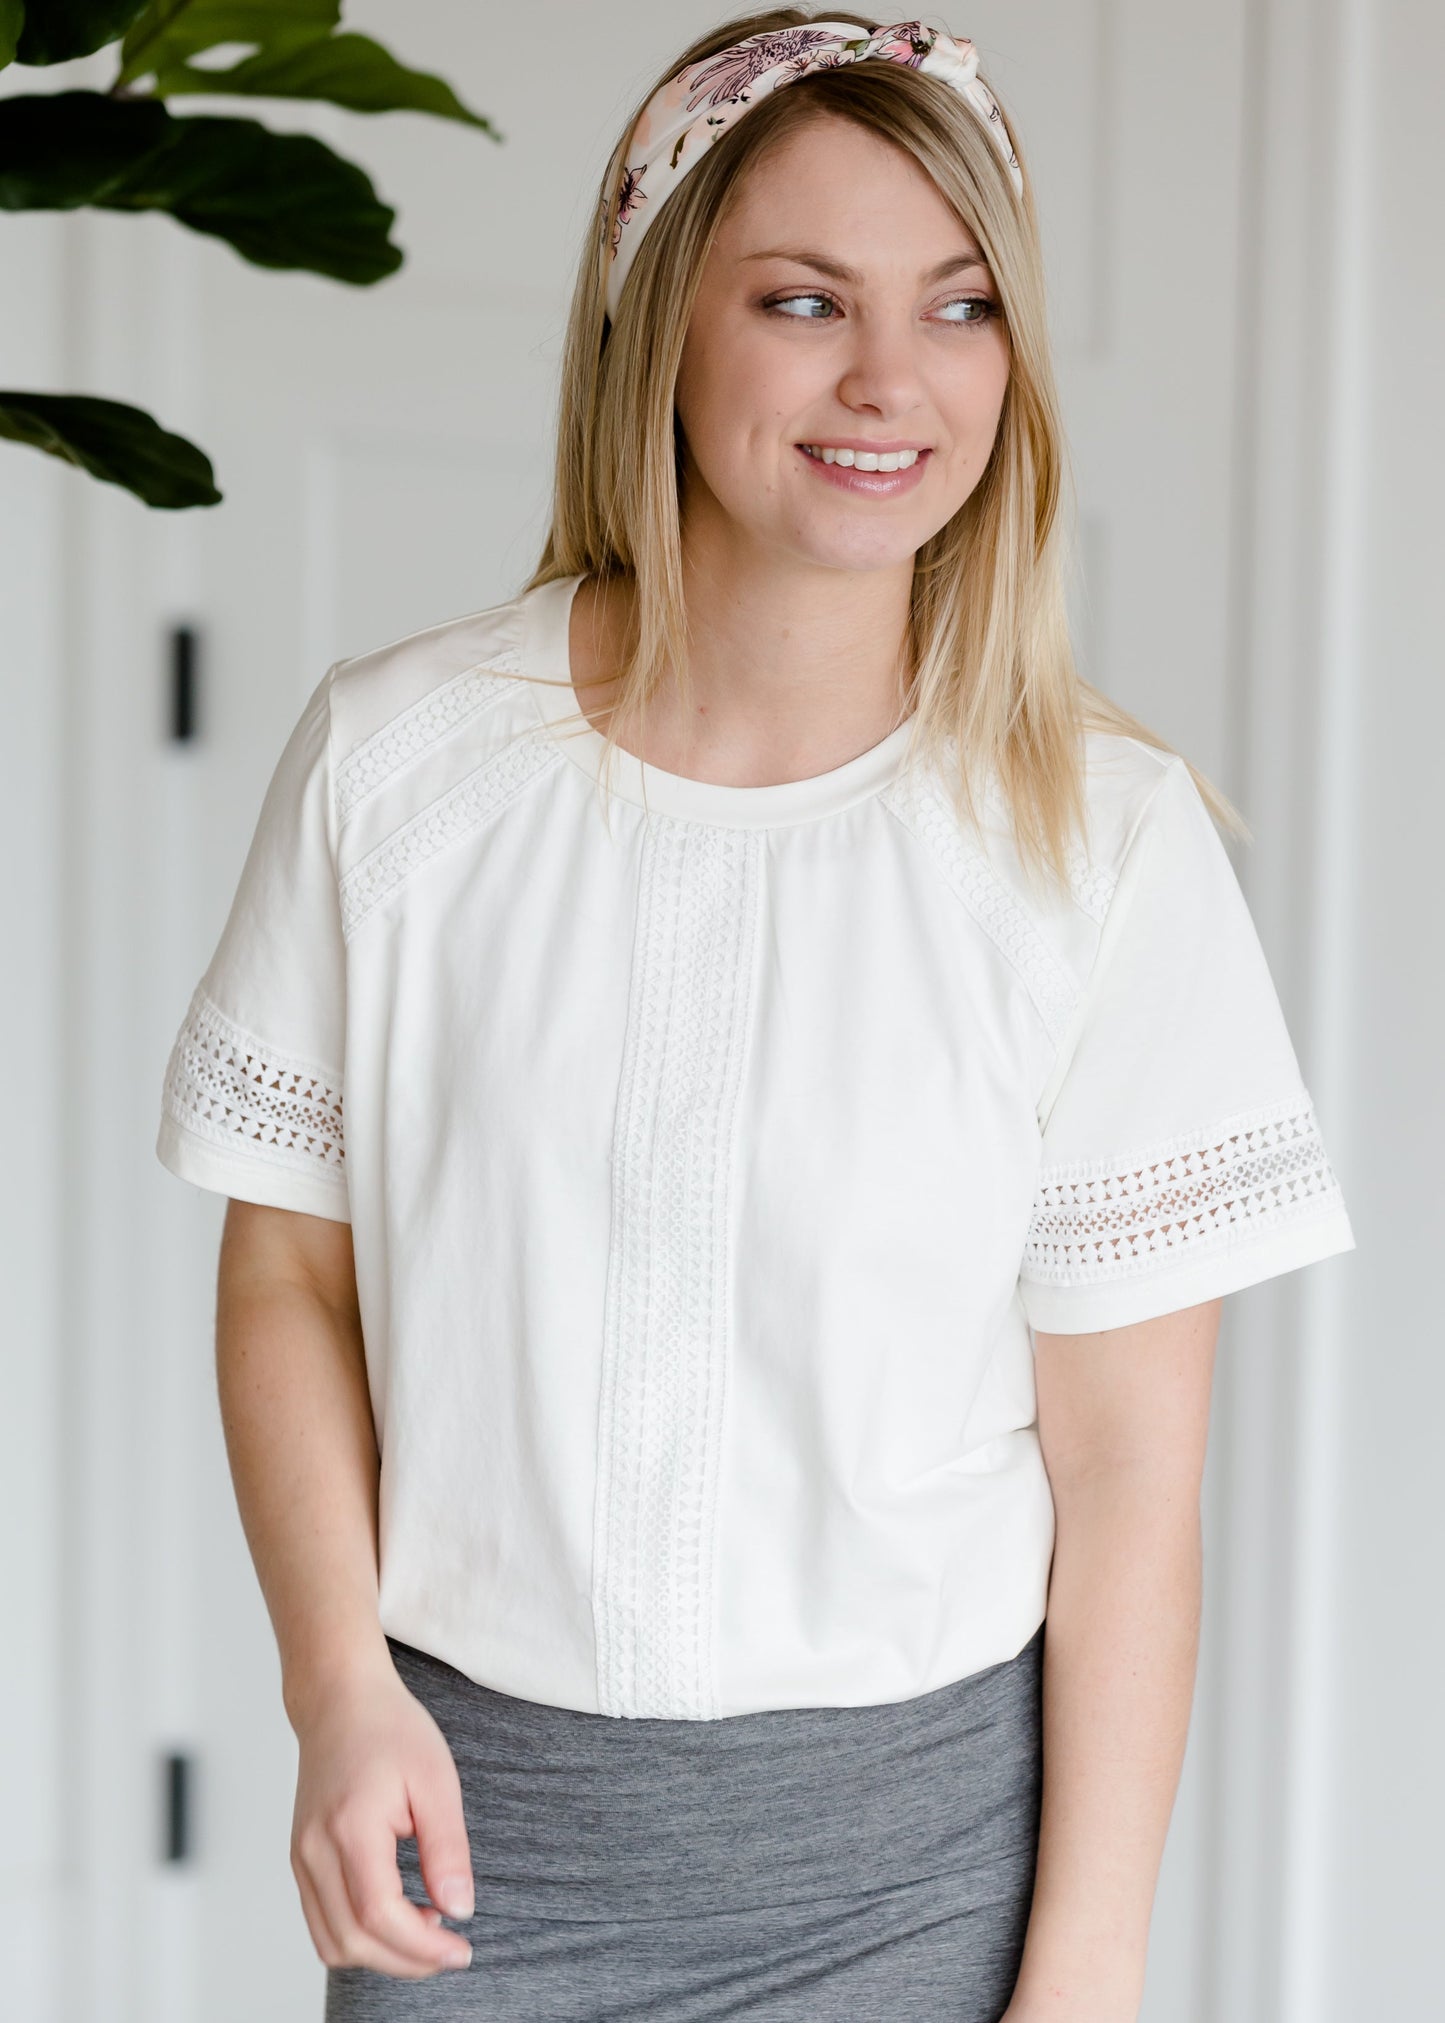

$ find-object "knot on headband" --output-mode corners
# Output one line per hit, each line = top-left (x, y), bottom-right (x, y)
(601, 18), (1023, 322)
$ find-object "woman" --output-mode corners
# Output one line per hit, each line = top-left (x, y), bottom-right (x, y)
(156, 12), (1356, 2020)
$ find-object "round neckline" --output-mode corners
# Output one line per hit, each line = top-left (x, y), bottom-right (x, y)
(521, 572), (919, 830)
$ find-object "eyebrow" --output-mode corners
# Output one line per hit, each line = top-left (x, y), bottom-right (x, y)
(738, 247), (990, 285)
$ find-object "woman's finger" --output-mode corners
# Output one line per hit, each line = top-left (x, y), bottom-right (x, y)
(331, 1818), (473, 1976)
(291, 1853), (344, 1969)
(308, 1831), (463, 1980)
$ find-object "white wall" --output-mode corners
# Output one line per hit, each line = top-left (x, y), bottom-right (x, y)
(1, 4), (1438, 2018)
(0, 210), (68, 2018)
(1314, 0), (1445, 2007)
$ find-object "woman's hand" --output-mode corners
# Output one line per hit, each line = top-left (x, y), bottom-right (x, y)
(289, 1657), (476, 1979)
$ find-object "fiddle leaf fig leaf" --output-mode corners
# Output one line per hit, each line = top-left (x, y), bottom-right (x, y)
(0, 89), (170, 203)
(1, 0), (25, 71)
(4, 7), (503, 510)
(0, 389), (222, 507)
(145, 29), (501, 134)
(16, 0), (148, 63)
(117, 0), (337, 84)
(0, 91), (402, 284)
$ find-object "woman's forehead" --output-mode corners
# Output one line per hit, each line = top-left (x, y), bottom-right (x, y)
(717, 209), (991, 283)
(722, 121), (987, 260)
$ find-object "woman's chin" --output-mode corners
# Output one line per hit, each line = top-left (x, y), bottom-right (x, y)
(782, 525), (932, 575)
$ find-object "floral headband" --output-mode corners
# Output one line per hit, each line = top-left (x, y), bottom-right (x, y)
(602, 18), (1024, 321)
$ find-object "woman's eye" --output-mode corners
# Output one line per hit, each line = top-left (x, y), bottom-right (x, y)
(937, 296), (999, 327)
(761, 292), (1000, 328)
(763, 292), (837, 320)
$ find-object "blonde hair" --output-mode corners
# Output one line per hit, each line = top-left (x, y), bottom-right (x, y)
(522, 6), (1246, 886)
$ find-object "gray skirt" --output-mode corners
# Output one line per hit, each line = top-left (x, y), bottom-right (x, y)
(324, 1620), (1045, 2022)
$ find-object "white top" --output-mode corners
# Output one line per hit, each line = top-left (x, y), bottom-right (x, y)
(156, 571), (1356, 1720)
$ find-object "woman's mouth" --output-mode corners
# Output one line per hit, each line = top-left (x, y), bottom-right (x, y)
(795, 443), (931, 496)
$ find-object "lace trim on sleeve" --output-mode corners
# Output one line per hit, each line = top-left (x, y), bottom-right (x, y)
(162, 988), (345, 1174)
(1021, 1090), (1345, 1287)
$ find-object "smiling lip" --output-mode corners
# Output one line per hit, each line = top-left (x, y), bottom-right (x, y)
(794, 442), (931, 496)
(799, 439), (931, 453)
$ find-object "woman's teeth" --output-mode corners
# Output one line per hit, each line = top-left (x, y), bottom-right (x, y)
(799, 445), (922, 471)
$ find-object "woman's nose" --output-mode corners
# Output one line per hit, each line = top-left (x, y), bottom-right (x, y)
(831, 315), (928, 418)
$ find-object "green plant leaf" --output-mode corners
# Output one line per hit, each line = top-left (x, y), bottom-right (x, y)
(16, 0), (148, 64)
(0, 389), (221, 507)
(117, 0), (338, 84)
(0, 91), (402, 283)
(147, 30), (501, 134)
(0, 88), (169, 203)
(1, 0), (25, 71)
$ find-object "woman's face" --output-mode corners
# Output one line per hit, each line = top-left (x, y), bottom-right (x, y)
(673, 115), (1012, 577)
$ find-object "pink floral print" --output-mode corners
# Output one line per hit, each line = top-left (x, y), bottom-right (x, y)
(602, 18), (1023, 319)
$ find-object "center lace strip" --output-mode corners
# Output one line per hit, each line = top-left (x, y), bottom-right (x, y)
(592, 818), (763, 1720)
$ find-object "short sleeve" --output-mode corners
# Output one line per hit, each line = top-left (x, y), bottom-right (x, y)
(155, 666), (350, 1223)
(1018, 755), (1354, 1333)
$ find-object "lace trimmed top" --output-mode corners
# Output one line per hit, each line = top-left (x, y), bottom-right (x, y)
(156, 571), (1355, 1720)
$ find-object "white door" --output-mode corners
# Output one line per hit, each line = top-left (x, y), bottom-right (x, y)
(29, 5), (1253, 2018)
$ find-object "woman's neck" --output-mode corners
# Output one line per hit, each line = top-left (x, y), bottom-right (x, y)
(568, 551), (916, 790)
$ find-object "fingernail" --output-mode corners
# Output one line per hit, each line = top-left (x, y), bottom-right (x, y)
(449, 1943), (473, 1970)
(437, 1877), (473, 1919)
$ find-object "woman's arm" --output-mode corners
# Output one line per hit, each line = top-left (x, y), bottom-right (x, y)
(216, 1200), (475, 1979)
(1003, 1296), (1222, 2023)
(216, 1200), (390, 1726)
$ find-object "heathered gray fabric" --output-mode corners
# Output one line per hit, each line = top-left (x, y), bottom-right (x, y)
(323, 1621), (1044, 2022)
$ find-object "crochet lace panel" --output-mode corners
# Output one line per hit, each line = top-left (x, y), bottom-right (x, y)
(1063, 841), (1119, 925)
(334, 649), (524, 823)
(881, 769), (1082, 1045)
(339, 724), (562, 940)
(1021, 1090), (1345, 1288)
(591, 817), (762, 1720)
(978, 769), (1122, 924)
(162, 988), (345, 1175)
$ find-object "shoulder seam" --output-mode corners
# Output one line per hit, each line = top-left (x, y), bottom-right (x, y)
(1115, 750), (1186, 871)
(322, 659), (342, 876)
(1029, 754), (1187, 1131)
(329, 594), (526, 680)
(1076, 753), (1186, 983)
